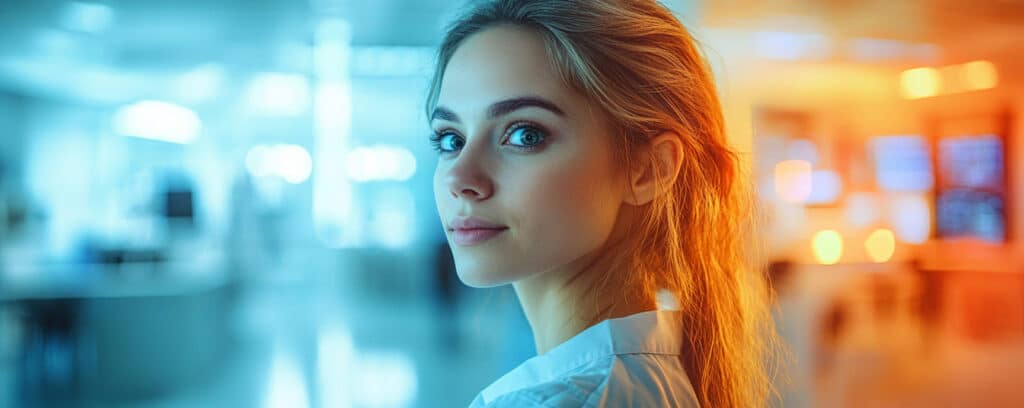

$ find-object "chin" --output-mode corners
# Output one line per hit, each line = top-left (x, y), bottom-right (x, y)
(453, 255), (517, 288)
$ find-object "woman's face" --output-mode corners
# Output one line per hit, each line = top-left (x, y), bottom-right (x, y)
(432, 25), (627, 287)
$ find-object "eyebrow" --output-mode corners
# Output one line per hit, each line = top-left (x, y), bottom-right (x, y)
(431, 96), (566, 123)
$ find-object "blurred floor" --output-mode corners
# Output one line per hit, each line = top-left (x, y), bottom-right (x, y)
(815, 339), (1024, 408)
(0, 250), (535, 408)
(5, 259), (1024, 407)
(801, 266), (1024, 408)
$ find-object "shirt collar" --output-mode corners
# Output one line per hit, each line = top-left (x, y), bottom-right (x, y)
(480, 310), (683, 404)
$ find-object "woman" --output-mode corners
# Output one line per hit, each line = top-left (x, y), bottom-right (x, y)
(426, 0), (779, 406)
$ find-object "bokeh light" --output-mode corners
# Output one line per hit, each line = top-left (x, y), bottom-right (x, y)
(812, 230), (843, 265)
(865, 228), (896, 263)
(900, 67), (941, 99)
(112, 100), (201, 144)
(963, 60), (998, 90)
(245, 144), (314, 184)
(774, 160), (813, 203)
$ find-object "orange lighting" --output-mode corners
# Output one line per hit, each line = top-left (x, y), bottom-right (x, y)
(865, 228), (896, 263)
(812, 230), (843, 265)
(900, 67), (941, 99)
(774, 160), (813, 203)
(901, 61), (998, 99)
(963, 60), (998, 91)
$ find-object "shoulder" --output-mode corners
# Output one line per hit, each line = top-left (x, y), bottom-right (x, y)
(479, 354), (699, 408)
(480, 370), (608, 407)
(600, 353), (700, 407)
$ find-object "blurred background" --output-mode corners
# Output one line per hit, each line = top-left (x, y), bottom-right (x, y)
(0, 0), (1021, 407)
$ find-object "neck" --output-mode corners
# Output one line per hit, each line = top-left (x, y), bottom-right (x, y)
(512, 241), (657, 355)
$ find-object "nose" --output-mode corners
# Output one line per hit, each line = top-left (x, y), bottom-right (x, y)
(444, 148), (494, 202)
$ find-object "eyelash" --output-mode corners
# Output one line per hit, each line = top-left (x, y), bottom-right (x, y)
(428, 130), (460, 154)
(503, 121), (549, 152)
(428, 121), (549, 155)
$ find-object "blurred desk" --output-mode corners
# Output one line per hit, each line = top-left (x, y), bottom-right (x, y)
(1, 264), (232, 404)
(916, 240), (1024, 343)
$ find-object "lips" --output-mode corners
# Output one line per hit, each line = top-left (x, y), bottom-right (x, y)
(448, 216), (508, 246)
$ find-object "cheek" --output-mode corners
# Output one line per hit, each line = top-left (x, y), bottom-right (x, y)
(512, 158), (621, 260)
(436, 149), (622, 287)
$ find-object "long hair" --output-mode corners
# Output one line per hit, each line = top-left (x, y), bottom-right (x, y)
(426, 1), (779, 406)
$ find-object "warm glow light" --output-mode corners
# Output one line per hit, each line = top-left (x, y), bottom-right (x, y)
(963, 60), (998, 91)
(812, 230), (843, 265)
(774, 160), (813, 203)
(865, 228), (896, 263)
(901, 61), (997, 99)
(900, 67), (941, 99)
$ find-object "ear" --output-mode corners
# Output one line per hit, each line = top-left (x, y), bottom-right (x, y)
(624, 132), (684, 206)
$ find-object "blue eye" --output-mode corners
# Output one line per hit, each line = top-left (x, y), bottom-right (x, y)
(505, 125), (546, 149)
(430, 132), (464, 153)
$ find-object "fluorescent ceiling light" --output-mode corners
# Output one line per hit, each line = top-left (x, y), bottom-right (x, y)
(112, 100), (201, 144)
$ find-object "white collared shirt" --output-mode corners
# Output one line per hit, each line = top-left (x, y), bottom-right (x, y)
(469, 310), (700, 407)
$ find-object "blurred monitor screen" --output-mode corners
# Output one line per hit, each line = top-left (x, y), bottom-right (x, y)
(872, 135), (933, 192)
(936, 134), (1005, 242)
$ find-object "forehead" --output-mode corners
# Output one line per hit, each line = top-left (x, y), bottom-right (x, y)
(437, 24), (580, 116)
